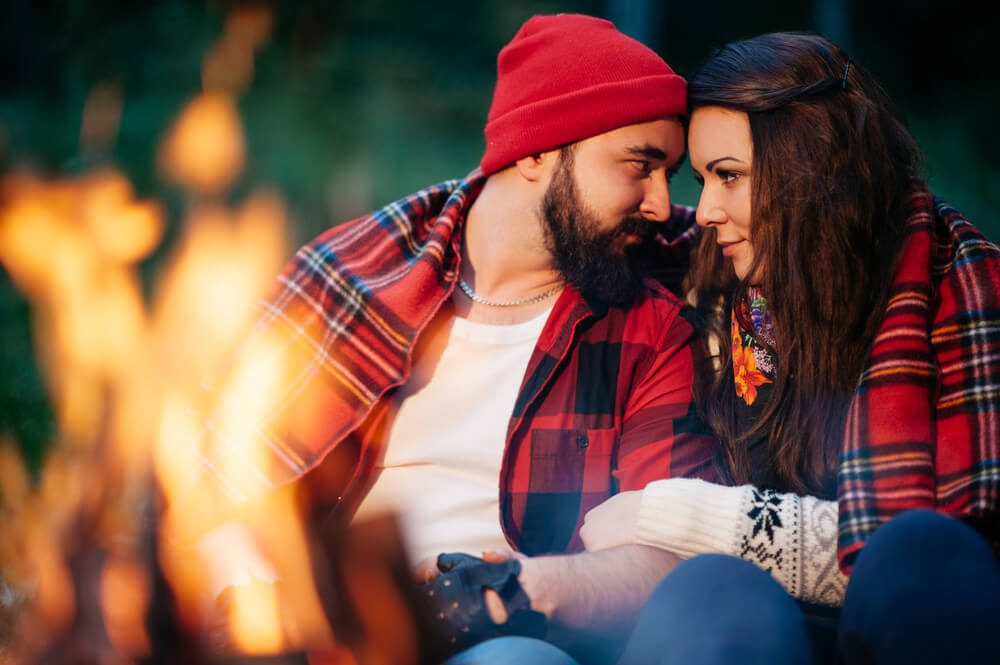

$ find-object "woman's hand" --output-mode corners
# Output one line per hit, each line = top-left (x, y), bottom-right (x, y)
(579, 490), (643, 551)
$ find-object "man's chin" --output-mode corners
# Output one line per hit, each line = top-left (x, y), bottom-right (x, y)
(572, 265), (646, 307)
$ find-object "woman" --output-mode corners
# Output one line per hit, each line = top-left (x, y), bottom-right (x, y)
(581, 31), (1000, 664)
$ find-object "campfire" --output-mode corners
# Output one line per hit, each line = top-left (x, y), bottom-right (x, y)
(0, 6), (443, 664)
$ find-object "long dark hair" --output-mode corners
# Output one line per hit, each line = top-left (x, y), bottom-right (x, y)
(686, 32), (923, 497)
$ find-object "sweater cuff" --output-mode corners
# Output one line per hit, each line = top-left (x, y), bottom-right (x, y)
(635, 478), (749, 559)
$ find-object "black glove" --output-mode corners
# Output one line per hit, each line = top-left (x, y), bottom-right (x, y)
(421, 552), (547, 653)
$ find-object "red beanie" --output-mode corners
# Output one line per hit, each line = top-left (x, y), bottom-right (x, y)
(479, 14), (687, 175)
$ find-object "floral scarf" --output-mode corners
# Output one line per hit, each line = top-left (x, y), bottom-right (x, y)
(731, 286), (775, 407)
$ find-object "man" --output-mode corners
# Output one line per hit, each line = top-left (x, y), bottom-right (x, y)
(198, 13), (716, 662)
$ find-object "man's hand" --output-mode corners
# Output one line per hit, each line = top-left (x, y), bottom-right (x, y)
(421, 544), (680, 649)
(420, 552), (546, 653)
(413, 557), (440, 584)
(579, 490), (643, 551)
(413, 551), (517, 626)
(412, 549), (518, 585)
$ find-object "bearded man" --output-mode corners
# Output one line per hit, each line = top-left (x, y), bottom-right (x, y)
(197, 13), (718, 664)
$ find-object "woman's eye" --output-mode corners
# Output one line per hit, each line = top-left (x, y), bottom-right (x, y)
(717, 169), (741, 184)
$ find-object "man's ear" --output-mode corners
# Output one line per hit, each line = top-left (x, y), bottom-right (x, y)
(515, 153), (544, 181)
(515, 150), (558, 182)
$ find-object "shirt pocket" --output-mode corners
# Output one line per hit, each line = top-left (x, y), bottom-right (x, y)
(520, 427), (619, 553)
(528, 427), (618, 493)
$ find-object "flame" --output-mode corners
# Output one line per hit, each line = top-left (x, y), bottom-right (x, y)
(0, 171), (160, 463)
(0, 171), (336, 658)
(228, 580), (284, 654)
(0, 442), (39, 645)
(0, 171), (159, 461)
(203, 6), (273, 95)
(149, 193), (335, 655)
(161, 7), (274, 192)
(23, 517), (75, 636)
(100, 555), (152, 657)
(0, 4), (348, 659)
(82, 171), (163, 263)
(158, 93), (246, 194)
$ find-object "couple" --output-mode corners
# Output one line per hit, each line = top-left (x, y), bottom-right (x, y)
(199, 13), (1000, 665)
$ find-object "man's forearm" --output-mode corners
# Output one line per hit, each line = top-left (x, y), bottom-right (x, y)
(517, 544), (680, 636)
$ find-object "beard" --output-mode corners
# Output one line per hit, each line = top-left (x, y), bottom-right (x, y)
(540, 154), (657, 307)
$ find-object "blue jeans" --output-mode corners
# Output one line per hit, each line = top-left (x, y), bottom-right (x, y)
(618, 510), (1000, 664)
(618, 554), (812, 665)
(839, 509), (1000, 664)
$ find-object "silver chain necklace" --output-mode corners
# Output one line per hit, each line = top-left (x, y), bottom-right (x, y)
(457, 276), (562, 307)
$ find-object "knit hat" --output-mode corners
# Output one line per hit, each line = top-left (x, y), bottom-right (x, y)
(479, 14), (687, 175)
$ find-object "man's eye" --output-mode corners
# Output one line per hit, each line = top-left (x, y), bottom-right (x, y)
(630, 160), (652, 175)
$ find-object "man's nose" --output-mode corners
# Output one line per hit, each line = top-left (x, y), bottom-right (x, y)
(639, 174), (671, 222)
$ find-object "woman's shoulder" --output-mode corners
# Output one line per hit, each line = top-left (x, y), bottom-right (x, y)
(901, 183), (1000, 301)
(931, 197), (1000, 272)
(911, 191), (1000, 349)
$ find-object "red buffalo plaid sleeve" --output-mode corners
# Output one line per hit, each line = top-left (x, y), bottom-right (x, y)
(615, 300), (718, 491)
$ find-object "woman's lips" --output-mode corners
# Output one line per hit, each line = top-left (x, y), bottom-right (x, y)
(719, 240), (744, 256)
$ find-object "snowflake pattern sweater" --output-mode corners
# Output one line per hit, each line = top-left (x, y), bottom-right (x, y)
(635, 477), (847, 606)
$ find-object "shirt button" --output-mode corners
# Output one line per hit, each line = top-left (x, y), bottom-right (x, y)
(577, 434), (588, 448)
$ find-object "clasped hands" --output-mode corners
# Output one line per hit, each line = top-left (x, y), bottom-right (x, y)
(415, 550), (547, 653)
(413, 490), (646, 653)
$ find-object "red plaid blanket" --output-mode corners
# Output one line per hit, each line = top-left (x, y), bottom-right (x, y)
(838, 182), (1000, 570)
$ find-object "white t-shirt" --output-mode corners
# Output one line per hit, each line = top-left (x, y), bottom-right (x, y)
(352, 307), (552, 564)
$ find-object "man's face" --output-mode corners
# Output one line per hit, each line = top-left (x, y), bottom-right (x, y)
(540, 118), (686, 306)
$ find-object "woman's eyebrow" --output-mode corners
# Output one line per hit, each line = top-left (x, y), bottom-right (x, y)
(706, 156), (747, 171)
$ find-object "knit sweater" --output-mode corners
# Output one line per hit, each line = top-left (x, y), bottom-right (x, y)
(636, 478), (846, 606)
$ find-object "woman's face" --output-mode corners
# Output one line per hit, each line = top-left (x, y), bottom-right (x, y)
(688, 106), (755, 280)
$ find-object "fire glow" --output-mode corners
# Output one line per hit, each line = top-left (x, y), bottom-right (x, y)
(0, 6), (371, 663)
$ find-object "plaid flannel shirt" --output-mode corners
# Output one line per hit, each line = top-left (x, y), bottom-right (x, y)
(204, 171), (718, 555)
(838, 182), (1000, 570)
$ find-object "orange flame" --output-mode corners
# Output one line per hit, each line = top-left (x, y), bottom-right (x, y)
(203, 6), (273, 95)
(100, 555), (152, 657)
(158, 93), (246, 195)
(0, 170), (162, 452)
(0, 172), (335, 659)
(0, 4), (344, 659)
(149, 192), (336, 655)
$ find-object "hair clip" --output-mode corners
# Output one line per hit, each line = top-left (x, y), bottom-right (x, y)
(842, 60), (852, 90)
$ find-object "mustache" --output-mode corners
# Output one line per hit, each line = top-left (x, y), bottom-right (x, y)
(612, 216), (653, 239)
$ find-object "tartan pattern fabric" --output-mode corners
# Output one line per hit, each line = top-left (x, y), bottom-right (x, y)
(201, 171), (718, 555)
(838, 182), (1000, 571)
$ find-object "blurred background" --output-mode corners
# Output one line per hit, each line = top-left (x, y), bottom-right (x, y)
(1, 0), (996, 471)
